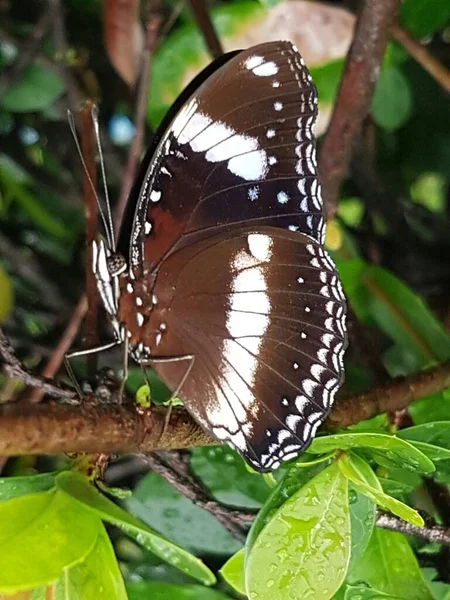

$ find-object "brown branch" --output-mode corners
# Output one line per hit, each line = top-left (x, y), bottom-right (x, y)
(392, 25), (450, 93)
(115, 0), (162, 233)
(319, 0), (401, 217)
(377, 512), (450, 547)
(187, 0), (223, 59)
(327, 360), (450, 428)
(1, 358), (450, 455)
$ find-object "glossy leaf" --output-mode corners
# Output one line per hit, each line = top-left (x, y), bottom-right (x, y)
(0, 64), (65, 112)
(400, 0), (450, 37)
(0, 489), (99, 592)
(191, 446), (269, 508)
(54, 525), (127, 600)
(371, 66), (412, 131)
(398, 423), (450, 480)
(245, 460), (330, 560)
(309, 432), (435, 473)
(344, 584), (402, 599)
(364, 266), (450, 366)
(409, 390), (450, 424)
(0, 472), (56, 502)
(338, 454), (424, 526)
(126, 472), (240, 556)
(126, 582), (231, 600)
(246, 462), (351, 600)
(349, 529), (434, 600)
(219, 548), (245, 595)
(56, 471), (215, 586)
(397, 421), (450, 448)
(348, 488), (376, 570)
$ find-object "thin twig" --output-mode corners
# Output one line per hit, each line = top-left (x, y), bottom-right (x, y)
(392, 25), (450, 93)
(143, 453), (252, 541)
(187, 0), (223, 59)
(115, 0), (162, 233)
(0, 329), (76, 402)
(377, 512), (450, 546)
(319, 0), (401, 217)
(26, 296), (87, 403)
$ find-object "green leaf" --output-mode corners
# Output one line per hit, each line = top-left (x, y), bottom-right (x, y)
(0, 471), (56, 501)
(400, 0), (450, 37)
(0, 63), (65, 112)
(348, 529), (434, 600)
(378, 468), (422, 501)
(54, 525), (127, 600)
(397, 421), (450, 448)
(309, 432), (435, 473)
(364, 266), (450, 367)
(246, 462), (351, 600)
(409, 390), (450, 424)
(0, 165), (68, 239)
(371, 65), (412, 131)
(338, 454), (424, 526)
(0, 489), (100, 592)
(220, 548), (245, 595)
(348, 489), (376, 570)
(309, 59), (345, 106)
(0, 263), (14, 323)
(245, 460), (330, 560)
(126, 471), (241, 557)
(56, 471), (215, 586)
(344, 584), (403, 599)
(191, 446), (269, 508)
(126, 581), (232, 600)
(398, 423), (450, 480)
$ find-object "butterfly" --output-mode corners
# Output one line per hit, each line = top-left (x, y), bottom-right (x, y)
(90, 41), (347, 472)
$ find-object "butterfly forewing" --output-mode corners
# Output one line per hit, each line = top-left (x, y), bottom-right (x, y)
(127, 41), (324, 276)
(137, 227), (346, 472)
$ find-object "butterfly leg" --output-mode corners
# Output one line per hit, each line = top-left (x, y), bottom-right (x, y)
(141, 353), (195, 437)
(64, 341), (121, 399)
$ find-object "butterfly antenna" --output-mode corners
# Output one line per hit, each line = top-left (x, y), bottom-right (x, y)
(67, 110), (114, 251)
(90, 105), (116, 251)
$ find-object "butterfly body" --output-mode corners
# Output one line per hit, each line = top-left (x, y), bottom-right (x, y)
(93, 41), (348, 471)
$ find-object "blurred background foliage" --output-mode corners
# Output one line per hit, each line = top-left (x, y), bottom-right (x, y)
(1, 0), (450, 598)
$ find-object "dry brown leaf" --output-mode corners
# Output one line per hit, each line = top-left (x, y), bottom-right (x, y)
(104, 0), (144, 86)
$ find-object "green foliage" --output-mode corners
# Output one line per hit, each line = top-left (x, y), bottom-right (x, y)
(0, 64), (65, 112)
(348, 529), (434, 600)
(246, 462), (351, 599)
(56, 471), (216, 585)
(400, 0), (450, 37)
(371, 65), (412, 131)
(191, 445), (270, 508)
(126, 581), (232, 600)
(126, 471), (240, 556)
(0, 489), (100, 592)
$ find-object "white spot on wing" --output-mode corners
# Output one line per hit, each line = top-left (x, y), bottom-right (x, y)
(247, 234), (273, 262)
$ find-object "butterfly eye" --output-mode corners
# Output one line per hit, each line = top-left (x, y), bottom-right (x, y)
(106, 253), (127, 277)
